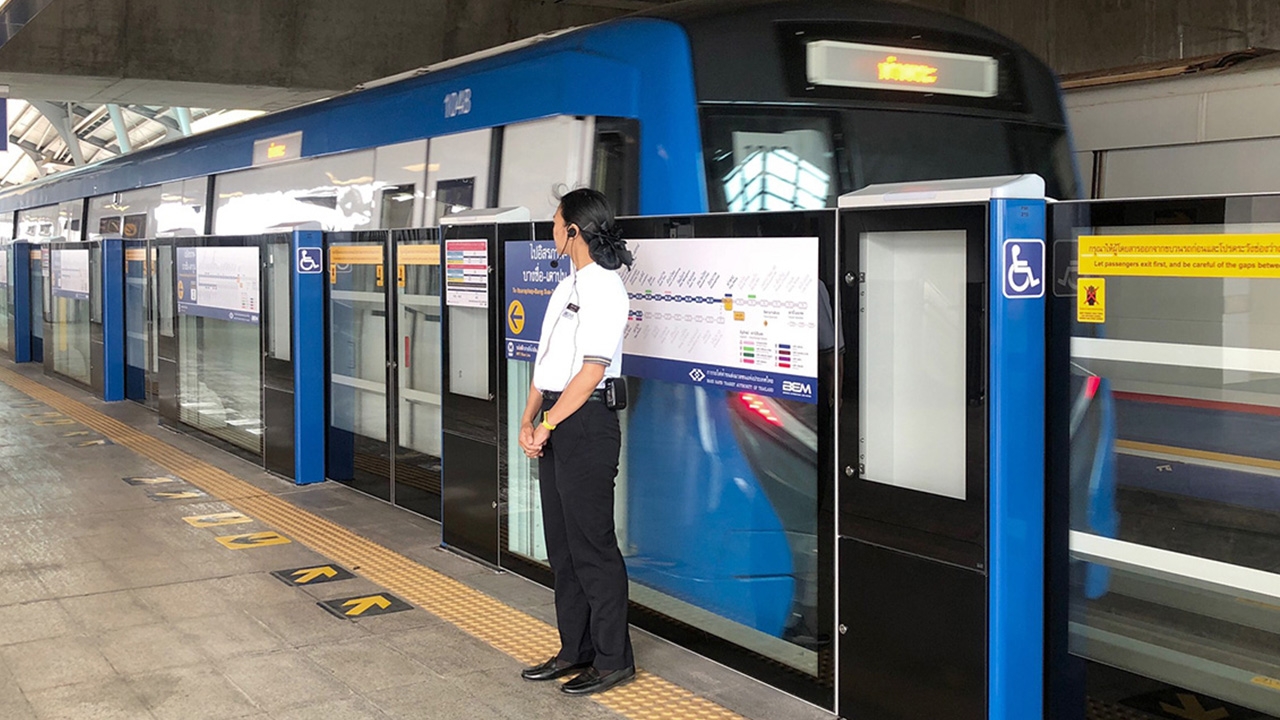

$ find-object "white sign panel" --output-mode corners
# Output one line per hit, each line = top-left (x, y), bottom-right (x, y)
(177, 246), (261, 324)
(619, 237), (820, 403)
(445, 239), (488, 308)
(51, 248), (90, 300)
(0, 248), (7, 287)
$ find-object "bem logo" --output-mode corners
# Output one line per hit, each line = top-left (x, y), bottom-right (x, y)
(781, 381), (812, 395)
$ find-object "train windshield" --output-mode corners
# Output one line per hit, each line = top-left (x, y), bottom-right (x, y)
(702, 108), (1078, 211)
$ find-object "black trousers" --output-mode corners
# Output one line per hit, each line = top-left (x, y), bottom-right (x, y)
(538, 398), (634, 671)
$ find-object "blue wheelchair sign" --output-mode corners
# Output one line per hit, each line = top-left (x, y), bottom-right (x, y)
(296, 247), (323, 274)
(1002, 239), (1044, 299)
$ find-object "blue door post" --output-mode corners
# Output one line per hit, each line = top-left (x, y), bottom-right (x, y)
(292, 230), (326, 484)
(11, 241), (31, 363)
(101, 238), (125, 401)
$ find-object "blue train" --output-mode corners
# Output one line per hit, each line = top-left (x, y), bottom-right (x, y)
(0, 0), (1117, 690)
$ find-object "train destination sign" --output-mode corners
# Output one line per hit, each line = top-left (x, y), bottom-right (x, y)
(806, 40), (999, 98)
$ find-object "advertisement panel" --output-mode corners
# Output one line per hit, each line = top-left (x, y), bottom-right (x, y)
(50, 248), (91, 301)
(176, 246), (260, 324)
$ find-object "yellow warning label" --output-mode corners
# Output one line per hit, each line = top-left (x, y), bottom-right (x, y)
(399, 245), (440, 266)
(183, 511), (254, 528)
(1079, 233), (1280, 278)
(125, 248), (147, 262)
(216, 531), (291, 549)
(397, 264), (406, 287)
(376, 265), (384, 287)
(1077, 278), (1105, 324)
(507, 300), (525, 334)
(329, 245), (383, 265)
(1254, 675), (1280, 692)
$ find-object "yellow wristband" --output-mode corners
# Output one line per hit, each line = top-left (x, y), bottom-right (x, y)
(541, 412), (556, 431)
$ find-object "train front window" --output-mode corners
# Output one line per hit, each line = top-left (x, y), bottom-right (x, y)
(702, 108), (1076, 210)
(702, 113), (840, 212)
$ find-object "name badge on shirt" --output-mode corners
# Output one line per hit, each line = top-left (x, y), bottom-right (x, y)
(562, 303), (579, 320)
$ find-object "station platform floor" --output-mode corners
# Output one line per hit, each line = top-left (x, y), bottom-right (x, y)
(0, 361), (829, 720)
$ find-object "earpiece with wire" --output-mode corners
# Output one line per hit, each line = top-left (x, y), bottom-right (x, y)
(550, 226), (576, 269)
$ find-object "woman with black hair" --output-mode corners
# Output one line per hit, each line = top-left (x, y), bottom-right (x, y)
(517, 188), (636, 695)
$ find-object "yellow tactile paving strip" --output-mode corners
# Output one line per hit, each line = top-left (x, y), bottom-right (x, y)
(0, 366), (743, 720)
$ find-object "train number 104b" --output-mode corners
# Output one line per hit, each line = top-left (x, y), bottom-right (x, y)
(444, 89), (472, 118)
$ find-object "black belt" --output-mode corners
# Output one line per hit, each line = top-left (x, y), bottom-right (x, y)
(543, 389), (606, 403)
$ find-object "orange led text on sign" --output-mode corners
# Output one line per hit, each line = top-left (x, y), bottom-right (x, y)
(877, 56), (939, 85)
(266, 142), (288, 160)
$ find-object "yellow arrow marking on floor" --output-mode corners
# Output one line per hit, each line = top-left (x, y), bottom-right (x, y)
(153, 491), (205, 499)
(342, 595), (391, 616)
(1159, 694), (1229, 720)
(1254, 676), (1280, 692)
(128, 476), (177, 485)
(76, 439), (110, 447)
(216, 532), (291, 550)
(292, 566), (338, 584)
(24, 411), (62, 418)
(183, 511), (253, 528)
(33, 418), (76, 426)
(63, 430), (92, 437)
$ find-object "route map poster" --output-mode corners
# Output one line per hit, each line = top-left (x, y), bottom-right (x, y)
(50, 248), (91, 301)
(176, 246), (260, 324)
(619, 237), (820, 404)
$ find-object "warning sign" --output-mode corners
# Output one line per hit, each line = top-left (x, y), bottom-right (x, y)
(1079, 233), (1280, 278)
(1077, 278), (1106, 324)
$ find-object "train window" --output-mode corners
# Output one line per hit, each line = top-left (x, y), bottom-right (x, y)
(846, 110), (1014, 190)
(379, 184), (416, 229)
(1007, 124), (1080, 199)
(435, 178), (475, 219)
(701, 112), (839, 212)
(592, 118), (639, 216)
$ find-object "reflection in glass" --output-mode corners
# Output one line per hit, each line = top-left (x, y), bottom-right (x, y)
(1066, 218), (1280, 717)
(175, 244), (263, 454)
(394, 232), (444, 517)
(327, 239), (390, 501)
(505, 367), (822, 675)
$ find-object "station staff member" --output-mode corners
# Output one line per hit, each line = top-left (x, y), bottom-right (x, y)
(518, 188), (635, 696)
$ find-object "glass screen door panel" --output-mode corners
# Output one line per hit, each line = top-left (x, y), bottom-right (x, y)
(124, 241), (150, 403)
(393, 229), (443, 518)
(327, 236), (392, 501)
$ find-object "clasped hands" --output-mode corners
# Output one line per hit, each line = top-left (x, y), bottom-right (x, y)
(519, 421), (551, 459)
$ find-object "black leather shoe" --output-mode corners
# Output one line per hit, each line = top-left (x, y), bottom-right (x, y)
(561, 666), (636, 695)
(521, 656), (592, 681)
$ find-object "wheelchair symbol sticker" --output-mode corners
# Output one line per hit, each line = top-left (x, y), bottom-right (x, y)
(1002, 239), (1044, 299)
(297, 247), (323, 274)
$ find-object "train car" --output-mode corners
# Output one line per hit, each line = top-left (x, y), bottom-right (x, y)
(0, 0), (1095, 693)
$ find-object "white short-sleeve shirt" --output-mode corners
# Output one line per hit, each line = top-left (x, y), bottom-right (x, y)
(532, 262), (629, 392)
